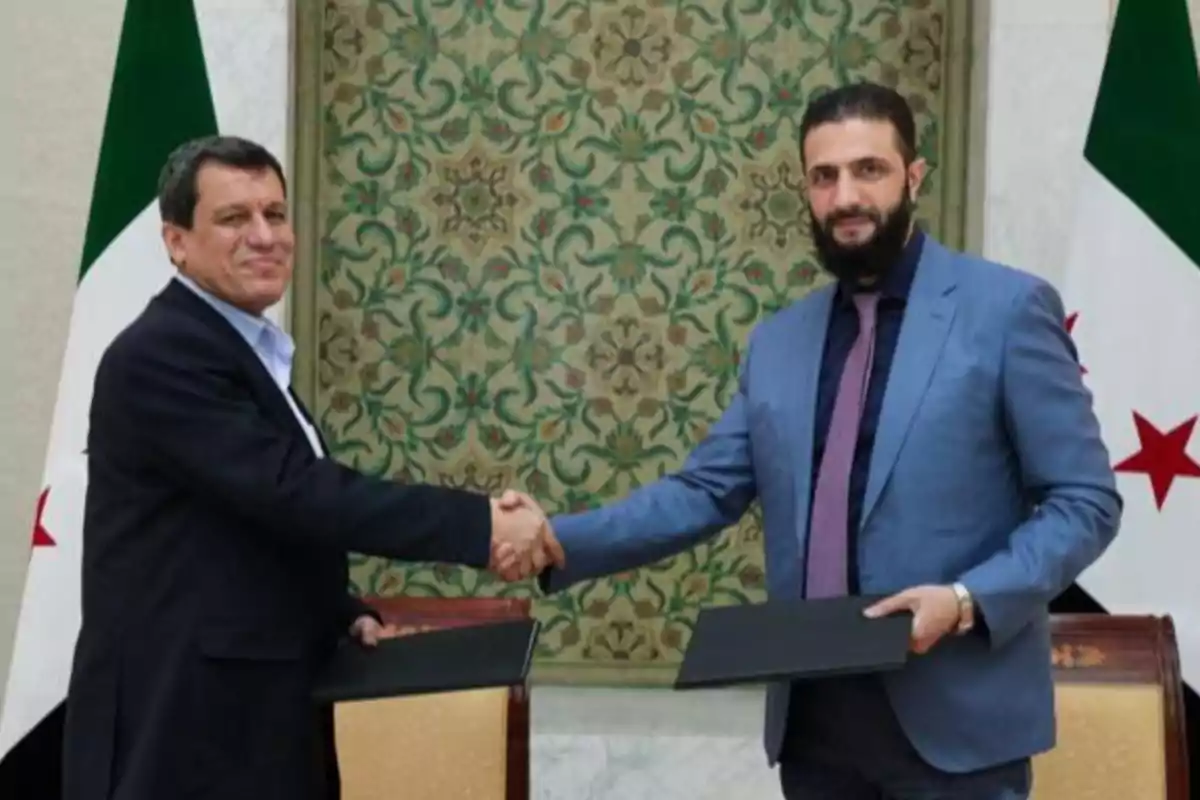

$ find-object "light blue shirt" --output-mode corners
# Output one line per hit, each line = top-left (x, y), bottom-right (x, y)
(174, 274), (324, 458)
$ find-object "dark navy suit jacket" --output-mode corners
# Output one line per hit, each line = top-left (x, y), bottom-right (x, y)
(62, 279), (493, 800)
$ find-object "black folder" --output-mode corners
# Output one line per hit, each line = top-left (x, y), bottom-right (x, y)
(675, 596), (912, 689)
(312, 619), (540, 704)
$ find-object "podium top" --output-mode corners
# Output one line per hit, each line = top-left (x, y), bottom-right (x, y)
(312, 618), (539, 704)
(675, 596), (911, 690)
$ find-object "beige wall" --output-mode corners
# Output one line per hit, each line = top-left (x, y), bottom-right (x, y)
(0, 0), (126, 704)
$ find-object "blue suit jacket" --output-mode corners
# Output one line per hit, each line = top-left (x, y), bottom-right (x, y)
(540, 237), (1122, 773)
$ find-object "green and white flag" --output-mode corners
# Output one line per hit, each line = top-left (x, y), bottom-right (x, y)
(1064, 0), (1200, 688)
(0, 0), (217, 765)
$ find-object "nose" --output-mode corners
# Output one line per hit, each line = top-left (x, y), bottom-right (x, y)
(245, 213), (275, 247)
(831, 170), (863, 210)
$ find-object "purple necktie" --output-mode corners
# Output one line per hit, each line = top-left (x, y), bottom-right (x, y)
(806, 292), (880, 599)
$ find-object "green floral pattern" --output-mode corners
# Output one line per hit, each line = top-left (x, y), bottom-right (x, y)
(312, 0), (961, 684)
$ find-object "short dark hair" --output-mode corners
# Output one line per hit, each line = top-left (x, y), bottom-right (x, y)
(798, 82), (918, 165)
(156, 135), (287, 228)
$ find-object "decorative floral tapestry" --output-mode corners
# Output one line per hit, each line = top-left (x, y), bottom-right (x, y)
(307, 0), (967, 685)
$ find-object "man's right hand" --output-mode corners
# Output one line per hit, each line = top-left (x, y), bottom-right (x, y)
(488, 494), (564, 581)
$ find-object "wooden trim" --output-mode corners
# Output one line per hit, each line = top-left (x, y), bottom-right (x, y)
(366, 596), (531, 627)
(1048, 614), (1189, 800)
(288, 0), (324, 410)
(506, 683), (531, 800)
(361, 596), (532, 800)
(959, 0), (990, 255)
(935, 0), (976, 252)
(1159, 617), (1189, 800)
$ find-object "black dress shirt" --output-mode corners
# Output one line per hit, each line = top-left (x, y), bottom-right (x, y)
(807, 228), (925, 593)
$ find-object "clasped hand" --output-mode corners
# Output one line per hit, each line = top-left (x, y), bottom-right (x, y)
(487, 490), (564, 581)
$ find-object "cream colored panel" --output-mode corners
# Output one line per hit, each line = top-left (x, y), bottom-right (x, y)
(1032, 683), (1166, 799)
(336, 687), (510, 800)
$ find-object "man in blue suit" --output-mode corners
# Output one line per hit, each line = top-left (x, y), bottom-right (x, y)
(500, 83), (1121, 798)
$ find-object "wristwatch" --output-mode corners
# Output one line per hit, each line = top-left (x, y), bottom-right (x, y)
(951, 582), (975, 634)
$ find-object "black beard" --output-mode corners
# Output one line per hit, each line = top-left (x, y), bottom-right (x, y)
(809, 191), (914, 286)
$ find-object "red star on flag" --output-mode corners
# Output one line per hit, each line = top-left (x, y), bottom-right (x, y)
(1064, 312), (1087, 374)
(1113, 413), (1200, 509)
(32, 487), (56, 547)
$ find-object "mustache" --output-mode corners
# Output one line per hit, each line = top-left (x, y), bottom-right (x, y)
(824, 206), (883, 226)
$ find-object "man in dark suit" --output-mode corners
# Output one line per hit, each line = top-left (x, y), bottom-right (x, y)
(61, 135), (560, 800)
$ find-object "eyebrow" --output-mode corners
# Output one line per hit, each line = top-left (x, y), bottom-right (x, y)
(812, 155), (889, 168)
(807, 155), (893, 175)
(211, 201), (289, 215)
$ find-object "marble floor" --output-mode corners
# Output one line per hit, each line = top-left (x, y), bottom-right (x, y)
(530, 685), (783, 799)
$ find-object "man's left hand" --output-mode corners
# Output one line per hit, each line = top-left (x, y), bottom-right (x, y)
(348, 614), (395, 647)
(864, 585), (961, 654)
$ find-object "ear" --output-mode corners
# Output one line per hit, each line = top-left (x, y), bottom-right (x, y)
(161, 223), (187, 269)
(906, 157), (928, 201)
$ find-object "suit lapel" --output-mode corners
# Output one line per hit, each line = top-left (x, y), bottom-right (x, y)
(222, 339), (301, 435)
(860, 241), (958, 527)
(787, 285), (835, 548)
(158, 281), (315, 441)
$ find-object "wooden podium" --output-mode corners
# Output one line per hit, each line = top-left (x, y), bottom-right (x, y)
(327, 601), (1189, 799)
(331, 596), (531, 800)
(1033, 614), (1189, 799)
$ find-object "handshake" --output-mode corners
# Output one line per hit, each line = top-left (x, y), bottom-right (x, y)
(487, 490), (564, 581)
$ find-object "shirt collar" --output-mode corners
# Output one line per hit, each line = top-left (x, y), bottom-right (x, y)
(173, 273), (293, 362)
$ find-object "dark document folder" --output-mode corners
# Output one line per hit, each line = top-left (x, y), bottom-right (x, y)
(312, 619), (539, 704)
(675, 596), (911, 689)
